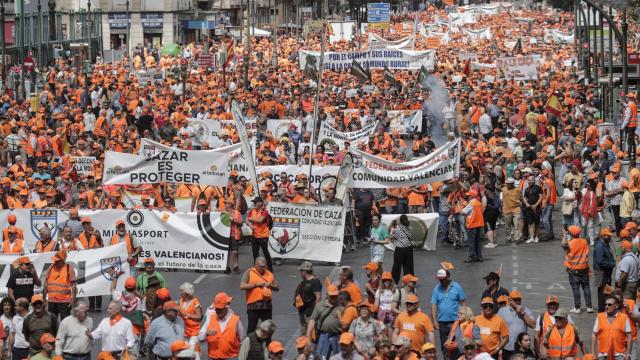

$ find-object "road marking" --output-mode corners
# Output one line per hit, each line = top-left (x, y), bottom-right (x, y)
(194, 274), (207, 284)
(512, 248), (519, 290)
(513, 269), (519, 276)
(547, 283), (566, 290)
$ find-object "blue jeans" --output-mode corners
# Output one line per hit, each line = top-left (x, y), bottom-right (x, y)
(467, 227), (482, 259)
(456, 214), (468, 245)
(541, 204), (553, 237)
(438, 212), (449, 242)
(398, 199), (409, 214)
(317, 332), (340, 359)
(568, 271), (592, 308)
(432, 198), (440, 213)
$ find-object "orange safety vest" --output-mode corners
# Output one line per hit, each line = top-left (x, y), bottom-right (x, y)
(79, 232), (99, 249)
(629, 102), (638, 128)
(596, 312), (629, 355)
(2, 239), (23, 254)
(564, 238), (589, 270)
(547, 323), (578, 358)
(111, 233), (134, 254)
(46, 264), (72, 302)
(245, 268), (274, 305)
(206, 312), (241, 359)
(624, 299), (637, 341)
(545, 178), (558, 205)
(539, 312), (555, 337)
(3, 226), (24, 240)
(179, 298), (202, 337)
(36, 240), (58, 253)
(466, 198), (485, 229)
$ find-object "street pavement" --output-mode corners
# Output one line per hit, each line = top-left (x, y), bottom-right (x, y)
(82, 207), (605, 358)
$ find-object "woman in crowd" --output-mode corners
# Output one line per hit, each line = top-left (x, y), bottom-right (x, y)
(389, 215), (414, 284)
(369, 214), (389, 270)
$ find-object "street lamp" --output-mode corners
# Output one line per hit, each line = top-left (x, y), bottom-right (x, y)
(126, 0), (130, 58)
(48, 0), (56, 42)
(87, 0), (91, 63)
(1, 0), (6, 86)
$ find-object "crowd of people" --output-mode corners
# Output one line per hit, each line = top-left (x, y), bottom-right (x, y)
(0, 0), (640, 359)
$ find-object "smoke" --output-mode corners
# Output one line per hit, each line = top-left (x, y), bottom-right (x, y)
(423, 75), (451, 146)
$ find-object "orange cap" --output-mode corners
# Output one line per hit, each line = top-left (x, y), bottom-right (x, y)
(18, 256), (31, 264)
(115, 219), (125, 227)
(625, 222), (638, 230)
(405, 294), (419, 303)
(81, 217), (91, 223)
(509, 290), (522, 299)
(620, 240), (633, 251)
(296, 336), (309, 349)
(481, 297), (494, 305)
(156, 288), (171, 300)
(39, 333), (56, 345)
(381, 271), (393, 281)
(7, 214), (16, 223)
(31, 294), (44, 304)
(497, 295), (509, 303)
(338, 332), (355, 345)
(546, 295), (559, 304)
(162, 300), (179, 311)
(567, 225), (581, 236)
(362, 262), (379, 272)
(620, 228), (631, 238)
(124, 276), (136, 289)
(402, 274), (418, 284)
(214, 292), (233, 309)
(600, 228), (614, 237)
(268, 341), (284, 353)
(170, 340), (190, 353)
(326, 284), (339, 296)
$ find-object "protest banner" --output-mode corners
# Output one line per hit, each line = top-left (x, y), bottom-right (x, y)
(318, 121), (378, 148)
(388, 110), (423, 134)
(267, 202), (345, 263)
(425, 37), (442, 49)
(0, 243), (130, 297)
(496, 55), (538, 80)
(267, 119), (302, 139)
(72, 156), (96, 175)
(0, 209), (230, 271)
(381, 213), (439, 250)
(232, 100), (260, 192)
(367, 33), (415, 50)
(462, 27), (492, 41)
(103, 148), (228, 186)
(298, 49), (436, 71)
(350, 139), (460, 188)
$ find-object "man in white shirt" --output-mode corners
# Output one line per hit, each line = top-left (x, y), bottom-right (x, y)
(86, 301), (135, 356)
(55, 301), (93, 359)
(8, 297), (30, 359)
(479, 112), (493, 139)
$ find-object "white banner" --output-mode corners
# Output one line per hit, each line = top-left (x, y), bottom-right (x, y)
(186, 117), (258, 147)
(318, 121), (378, 148)
(103, 148), (228, 186)
(462, 27), (492, 41)
(350, 139), (460, 188)
(0, 209), (230, 271)
(299, 49), (436, 71)
(381, 213), (439, 251)
(72, 157), (96, 175)
(330, 22), (355, 43)
(267, 202), (345, 263)
(267, 119), (302, 139)
(543, 29), (574, 44)
(496, 55), (538, 80)
(138, 138), (254, 182)
(0, 243), (129, 297)
(341, 109), (422, 133)
(367, 33), (415, 50)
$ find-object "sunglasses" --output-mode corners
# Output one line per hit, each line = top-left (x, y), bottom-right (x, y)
(482, 304), (493, 309)
(605, 303), (616, 307)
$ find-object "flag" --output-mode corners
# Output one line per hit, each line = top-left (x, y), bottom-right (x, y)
(224, 37), (236, 67)
(326, 20), (334, 36)
(512, 38), (523, 53)
(384, 66), (402, 91)
(545, 94), (564, 116)
(303, 54), (318, 81)
(350, 60), (371, 83)
(463, 60), (471, 76)
(416, 65), (429, 88)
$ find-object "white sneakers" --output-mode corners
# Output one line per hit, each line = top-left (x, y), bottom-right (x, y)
(587, 307), (594, 313)
(484, 243), (497, 248)
(525, 237), (539, 244)
(570, 308), (581, 314)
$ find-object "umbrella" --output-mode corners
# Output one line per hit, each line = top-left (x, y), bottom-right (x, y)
(161, 43), (181, 56)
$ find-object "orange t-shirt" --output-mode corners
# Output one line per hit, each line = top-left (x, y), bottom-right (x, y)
(342, 282), (363, 304)
(248, 208), (269, 238)
(394, 311), (434, 353)
(475, 314), (509, 354)
(341, 303), (359, 329)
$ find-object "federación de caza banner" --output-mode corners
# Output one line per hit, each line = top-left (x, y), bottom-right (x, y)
(0, 209), (231, 271)
(496, 55), (538, 80)
(267, 202), (345, 263)
(367, 33), (415, 50)
(350, 139), (460, 188)
(318, 121), (378, 148)
(0, 243), (129, 297)
(138, 138), (255, 181)
(299, 49), (436, 71)
(103, 147), (228, 186)
(381, 213), (439, 251)
(342, 109), (422, 133)
(72, 157), (97, 175)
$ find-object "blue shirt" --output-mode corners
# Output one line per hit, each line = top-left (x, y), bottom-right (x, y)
(144, 315), (185, 357)
(431, 281), (466, 322)
(593, 238), (615, 271)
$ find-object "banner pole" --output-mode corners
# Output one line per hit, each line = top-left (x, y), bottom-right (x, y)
(308, 22), (326, 181)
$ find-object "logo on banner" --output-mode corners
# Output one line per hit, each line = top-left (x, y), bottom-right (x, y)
(142, 144), (158, 158)
(127, 210), (144, 227)
(268, 217), (300, 255)
(448, 144), (458, 159)
(100, 256), (123, 280)
(197, 213), (229, 250)
(187, 120), (210, 143)
(30, 209), (58, 240)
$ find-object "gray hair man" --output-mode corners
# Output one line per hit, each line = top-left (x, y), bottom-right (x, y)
(55, 301), (93, 359)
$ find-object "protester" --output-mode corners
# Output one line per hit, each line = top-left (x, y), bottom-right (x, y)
(42, 250), (77, 320)
(294, 261), (322, 335)
(22, 294), (58, 356)
(198, 292), (244, 360)
(53, 301), (93, 359)
(144, 300), (186, 359)
(238, 319), (275, 360)
(86, 301), (135, 357)
(8, 297), (31, 359)
(6, 256), (40, 302)
(390, 215), (414, 284)
(240, 257), (279, 333)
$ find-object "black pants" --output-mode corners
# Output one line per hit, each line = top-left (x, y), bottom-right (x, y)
(438, 321), (455, 360)
(48, 301), (71, 319)
(12, 347), (29, 360)
(392, 246), (414, 284)
(611, 205), (622, 234)
(596, 269), (613, 312)
(247, 308), (272, 334)
(627, 127), (636, 161)
(251, 237), (273, 271)
(355, 208), (372, 241)
(89, 295), (102, 311)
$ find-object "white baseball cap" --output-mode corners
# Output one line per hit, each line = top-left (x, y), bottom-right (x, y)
(436, 269), (448, 279)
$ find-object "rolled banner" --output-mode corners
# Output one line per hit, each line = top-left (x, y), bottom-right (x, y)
(335, 153), (354, 202)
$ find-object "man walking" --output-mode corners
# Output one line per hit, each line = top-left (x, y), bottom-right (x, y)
(246, 197), (273, 271)
(591, 296), (632, 360)
(430, 268), (466, 359)
(463, 189), (484, 263)
(6, 256), (40, 302)
(145, 301), (185, 359)
(54, 301), (93, 359)
(8, 297), (31, 359)
(563, 225), (593, 314)
(593, 228), (616, 312)
(198, 292), (244, 360)
(87, 301), (135, 357)
(22, 294), (58, 356)
(615, 239), (639, 299)
(240, 257), (279, 333)
(43, 250), (77, 320)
